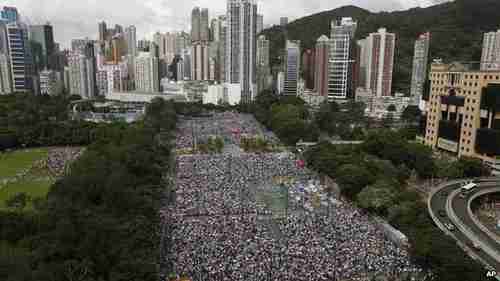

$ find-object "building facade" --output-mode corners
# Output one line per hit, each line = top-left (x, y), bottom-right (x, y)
(480, 30), (500, 71)
(3, 22), (33, 93)
(256, 14), (263, 34)
(135, 51), (159, 93)
(358, 28), (395, 98)
(284, 40), (300, 96)
(29, 24), (55, 71)
(410, 32), (430, 106)
(328, 17), (357, 101)
(68, 51), (96, 99)
(39, 69), (63, 96)
(302, 49), (315, 90)
(422, 61), (500, 174)
(315, 35), (330, 97)
(226, 0), (258, 103)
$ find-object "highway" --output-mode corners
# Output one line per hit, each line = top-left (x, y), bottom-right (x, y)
(428, 178), (500, 275)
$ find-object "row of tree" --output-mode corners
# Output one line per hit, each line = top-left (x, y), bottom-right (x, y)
(304, 129), (491, 281)
(1, 96), (177, 281)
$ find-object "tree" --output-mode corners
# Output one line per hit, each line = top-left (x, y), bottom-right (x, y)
(335, 164), (375, 199)
(5, 193), (30, 211)
(357, 180), (397, 214)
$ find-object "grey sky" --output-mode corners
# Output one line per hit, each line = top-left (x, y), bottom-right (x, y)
(3, 0), (451, 48)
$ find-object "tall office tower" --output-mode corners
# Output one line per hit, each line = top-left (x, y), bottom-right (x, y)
(0, 6), (18, 23)
(111, 35), (126, 63)
(114, 24), (123, 35)
(219, 16), (227, 83)
(200, 8), (209, 42)
(29, 24), (55, 71)
(182, 48), (192, 80)
(256, 14), (263, 34)
(328, 17), (357, 100)
(211, 18), (221, 42)
(68, 51), (96, 99)
(315, 35), (330, 97)
(256, 35), (270, 94)
(0, 53), (12, 94)
(410, 32), (430, 106)
(480, 30), (500, 71)
(176, 32), (190, 54)
(138, 39), (150, 52)
(284, 40), (300, 96)
(153, 32), (166, 58)
(165, 32), (177, 63)
(71, 38), (93, 53)
(135, 50), (159, 92)
(124, 25), (137, 57)
(302, 49), (315, 90)
(98, 21), (107, 41)
(191, 7), (201, 42)
(191, 42), (209, 80)
(226, 0), (258, 103)
(355, 38), (368, 90)
(2, 22), (33, 93)
(359, 28), (395, 97)
(280, 17), (288, 26)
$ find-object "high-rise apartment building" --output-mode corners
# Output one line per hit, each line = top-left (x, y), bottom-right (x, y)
(219, 16), (227, 83)
(480, 30), (500, 71)
(410, 32), (430, 106)
(358, 28), (395, 98)
(328, 17), (357, 100)
(68, 51), (96, 99)
(191, 7), (201, 42)
(226, 0), (258, 103)
(302, 49), (315, 90)
(257, 14), (264, 34)
(29, 24), (55, 71)
(135, 50), (159, 92)
(191, 42), (209, 81)
(280, 17), (288, 26)
(284, 40), (300, 96)
(315, 35), (330, 97)
(422, 61), (500, 175)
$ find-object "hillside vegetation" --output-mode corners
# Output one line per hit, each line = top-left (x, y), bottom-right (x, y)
(261, 0), (500, 93)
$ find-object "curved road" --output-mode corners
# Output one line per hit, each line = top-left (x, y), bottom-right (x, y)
(428, 178), (500, 275)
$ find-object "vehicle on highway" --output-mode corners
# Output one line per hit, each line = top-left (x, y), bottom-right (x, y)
(459, 181), (477, 198)
(444, 223), (456, 231)
(438, 210), (447, 217)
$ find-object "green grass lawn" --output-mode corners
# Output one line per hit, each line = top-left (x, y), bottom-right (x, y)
(0, 148), (53, 210)
(0, 149), (49, 178)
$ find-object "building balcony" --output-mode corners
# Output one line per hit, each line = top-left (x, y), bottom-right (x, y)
(475, 128), (500, 156)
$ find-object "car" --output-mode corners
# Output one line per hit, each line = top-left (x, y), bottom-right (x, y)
(438, 210), (447, 217)
(444, 223), (455, 231)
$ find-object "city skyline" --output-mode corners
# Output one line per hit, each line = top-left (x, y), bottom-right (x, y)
(2, 0), (451, 48)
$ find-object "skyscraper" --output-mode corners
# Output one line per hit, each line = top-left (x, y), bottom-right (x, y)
(29, 24), (55, 71)
(2, 21), (33, 93)
(219, 16), (227, 83)
(98, 21), (107, 41)
(257, 14), (264, 34)
(191, 7), (201, 42)
(226, 0), (258, 103)
(480, 29), (500, 71)
(410, 32), (430, 105)
(284, 40), (300, 96)
(315, 35), (330, 97)
(328, 17), (357, 100)
(200, 8), (209, 42)
(135, 50), (159, 92)
(359, 28), (395, 97)
(68, 51), (96, 99)
(302, 49), (315, 90)
(280, 17), (288, 26)
(257, 35), (270, 94)
(124, 25), (137, 58)
(191, 42), (209, 80)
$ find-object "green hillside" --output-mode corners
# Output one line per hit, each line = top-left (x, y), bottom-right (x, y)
(261, 0), (500, 93)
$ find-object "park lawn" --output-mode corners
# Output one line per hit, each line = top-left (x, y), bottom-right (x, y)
(0, 178), (53, 210)
(0, 148), (49, 179)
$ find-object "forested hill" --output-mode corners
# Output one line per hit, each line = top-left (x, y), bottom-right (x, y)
(261, 0), (500, 93)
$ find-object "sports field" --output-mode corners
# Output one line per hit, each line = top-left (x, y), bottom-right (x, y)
(0, 148), (53, 210)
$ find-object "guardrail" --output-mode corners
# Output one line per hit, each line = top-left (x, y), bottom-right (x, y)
(467, 187), (500, 247)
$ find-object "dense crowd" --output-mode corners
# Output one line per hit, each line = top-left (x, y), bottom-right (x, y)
(46, 147), (84, 177)
(163, 113), (429, 281)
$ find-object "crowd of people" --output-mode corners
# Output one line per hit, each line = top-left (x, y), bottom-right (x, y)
(162, 113), (429, 281)
(45, 147), (84, 177)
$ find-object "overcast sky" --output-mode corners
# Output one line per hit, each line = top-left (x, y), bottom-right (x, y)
(3, 0), (450, 48)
